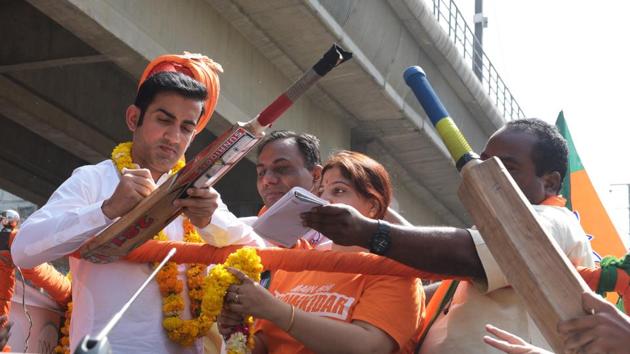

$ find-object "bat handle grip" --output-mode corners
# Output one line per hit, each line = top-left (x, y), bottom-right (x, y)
(255, 44), (352, 128)
(256, 95), (292, 127)
(404, 66), (478, 171)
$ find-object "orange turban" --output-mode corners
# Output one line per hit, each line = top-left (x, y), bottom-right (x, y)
(138, 52), (223, 133)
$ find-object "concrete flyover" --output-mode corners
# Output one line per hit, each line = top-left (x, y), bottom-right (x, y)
(0, 0), (512, 226)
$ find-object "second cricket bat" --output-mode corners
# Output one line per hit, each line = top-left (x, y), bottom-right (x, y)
(404, 66), (591, 353)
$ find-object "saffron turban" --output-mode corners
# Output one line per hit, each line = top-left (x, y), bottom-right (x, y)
(139, 52), (223, 133)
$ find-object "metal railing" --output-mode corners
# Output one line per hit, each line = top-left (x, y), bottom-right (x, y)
(431, 0), (526, 121)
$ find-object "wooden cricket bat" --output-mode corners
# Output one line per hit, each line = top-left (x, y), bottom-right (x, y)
(404, 66), (591, 353)
(79, 44), (352, 264)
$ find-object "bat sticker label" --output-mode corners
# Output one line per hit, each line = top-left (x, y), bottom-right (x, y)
(110, 214), (155, 247)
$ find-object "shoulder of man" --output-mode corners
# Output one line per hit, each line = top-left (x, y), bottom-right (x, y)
(531, 204), (592, 258)
(69, 160), (117, 180)
(531, 204), (581, 232)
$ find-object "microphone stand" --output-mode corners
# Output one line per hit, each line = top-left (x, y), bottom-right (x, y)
(73, 248), (177, 354)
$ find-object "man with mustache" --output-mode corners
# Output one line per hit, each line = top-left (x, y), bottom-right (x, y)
(254, 130), (329, 249)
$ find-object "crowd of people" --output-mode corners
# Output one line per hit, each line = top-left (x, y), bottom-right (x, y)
(1, 52), (629, 354)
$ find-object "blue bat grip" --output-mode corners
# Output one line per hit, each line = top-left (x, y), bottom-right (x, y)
(403, 66), (478, 170)
(403, 66), (450, 127)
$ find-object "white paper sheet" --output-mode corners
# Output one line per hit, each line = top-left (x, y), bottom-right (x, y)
(251, 187), (328, 247)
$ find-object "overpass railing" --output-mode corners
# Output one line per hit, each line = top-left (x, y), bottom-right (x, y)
(431, 0), (526, 121)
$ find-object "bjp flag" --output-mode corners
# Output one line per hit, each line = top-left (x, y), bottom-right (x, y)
(556, 111), (628, 261)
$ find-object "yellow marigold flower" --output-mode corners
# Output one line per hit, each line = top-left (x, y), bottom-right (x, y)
(201, 247), (262, 353)
(163, 294), (185, 315)
(163, 317), (183, 330)
(189, 289), (205, 299)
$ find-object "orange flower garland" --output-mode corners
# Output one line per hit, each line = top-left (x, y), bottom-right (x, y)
(113, 142), (211, 346)
(54, 273), (72, 354)
(55, 142), (261, 351)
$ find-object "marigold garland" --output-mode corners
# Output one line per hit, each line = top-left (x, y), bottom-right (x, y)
(202, 247), (262, 354)
(54, 273), (72, 354)
(55, 142), (262, 352)
(113, 142), (211, 346)
(58, 142), (207, 348)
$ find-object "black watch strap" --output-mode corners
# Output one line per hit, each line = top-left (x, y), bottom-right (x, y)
(369, 220), (391, 255)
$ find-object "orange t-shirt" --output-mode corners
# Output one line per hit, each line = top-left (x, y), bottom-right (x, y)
(255, 269), (424, 353)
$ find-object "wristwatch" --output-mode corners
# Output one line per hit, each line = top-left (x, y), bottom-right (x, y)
(369, 220), (391, 255)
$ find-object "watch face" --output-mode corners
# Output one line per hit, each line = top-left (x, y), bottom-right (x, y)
(373, 236), (389, 249)
(370, 221), (391, 255)
(371, 234), (390, 254)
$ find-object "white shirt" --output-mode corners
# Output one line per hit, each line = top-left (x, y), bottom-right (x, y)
(420, 205), (595, 354)
(11, 160), (264, 354)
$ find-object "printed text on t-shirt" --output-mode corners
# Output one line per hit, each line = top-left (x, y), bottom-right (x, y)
(273, 284), (355, 320)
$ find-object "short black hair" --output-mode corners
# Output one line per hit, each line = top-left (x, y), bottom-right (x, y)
(504, 118), (568, 184)
(257, 130), (321, 170)
(134, 71), (208, 126)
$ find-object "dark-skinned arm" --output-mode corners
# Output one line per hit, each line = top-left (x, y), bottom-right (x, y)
(301, 204), (485, 279)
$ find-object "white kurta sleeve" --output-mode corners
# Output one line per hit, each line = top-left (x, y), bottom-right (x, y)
(468, 228), (509, 293)
(197, 189), (265, 247)
(11, 166), (114, 268)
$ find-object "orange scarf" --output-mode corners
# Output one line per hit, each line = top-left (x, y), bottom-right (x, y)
(0, 250), (15, 320)
(124, 239), (451, 280)
(540, 195), (567, 207)
(1, 230), (71, 353)
(1, 230), (71, 318)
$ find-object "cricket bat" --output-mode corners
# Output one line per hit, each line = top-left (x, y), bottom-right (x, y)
(404, 66), (591, 353)
(79, 44), (352, 264)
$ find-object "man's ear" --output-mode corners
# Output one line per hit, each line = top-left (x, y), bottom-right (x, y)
(125, 105), (141, 132)
(543, 171), (562, 198)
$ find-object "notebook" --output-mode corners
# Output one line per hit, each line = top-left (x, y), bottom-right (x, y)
(252, 187), (328, 247)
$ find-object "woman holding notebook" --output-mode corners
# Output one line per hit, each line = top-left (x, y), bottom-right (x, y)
(218, 151), (424, 354)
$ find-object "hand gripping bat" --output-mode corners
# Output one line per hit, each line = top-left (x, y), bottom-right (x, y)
(79, 45), (352, 263)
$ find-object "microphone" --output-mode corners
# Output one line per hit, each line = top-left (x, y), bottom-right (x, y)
(73, 248), (177, 354)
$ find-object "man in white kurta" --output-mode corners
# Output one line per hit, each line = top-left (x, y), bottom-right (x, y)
(12, 56), (262, 353)
(12, 160), (262, 353)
